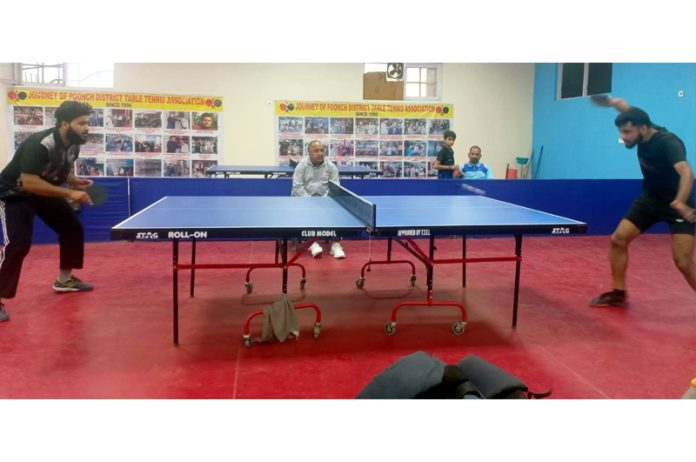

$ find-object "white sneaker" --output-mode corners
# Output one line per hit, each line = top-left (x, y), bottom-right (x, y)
(330, 242), (346, 259)
(309, 242), (323, 258)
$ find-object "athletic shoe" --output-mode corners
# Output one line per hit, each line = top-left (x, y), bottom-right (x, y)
(309, 242), (323, 258)
(0, 304), (9, 322)
(590, 290), (626, 307)
(330, 242), (346, 259)
(53, 275), (94, 293)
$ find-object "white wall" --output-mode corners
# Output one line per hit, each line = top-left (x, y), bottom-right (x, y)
(1, 63), (535, 177)
(442, 63), (535, 177)
(0, 63), (15, 164)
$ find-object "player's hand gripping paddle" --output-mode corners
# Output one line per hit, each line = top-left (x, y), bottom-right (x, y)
(589, 94), (613, 107)
(85, 184), (109, 206)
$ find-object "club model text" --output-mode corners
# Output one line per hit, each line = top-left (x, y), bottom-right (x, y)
(301, 230), (337, 237)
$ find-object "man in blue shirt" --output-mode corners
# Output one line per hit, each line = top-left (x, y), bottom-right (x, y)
(455, 145), (493, 179)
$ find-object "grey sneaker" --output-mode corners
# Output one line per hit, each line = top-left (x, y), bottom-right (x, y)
(53, 275), (94, 293)
(0, 303), (9, 322)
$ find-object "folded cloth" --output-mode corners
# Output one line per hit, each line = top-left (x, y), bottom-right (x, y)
(259, 294), (300, 343)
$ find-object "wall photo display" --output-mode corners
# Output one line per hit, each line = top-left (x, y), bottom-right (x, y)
(275, 100), (454, 178)
(6, 88), (223, 177)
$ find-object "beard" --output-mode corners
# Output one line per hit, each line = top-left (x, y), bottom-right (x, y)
(623, 133), (643, 149)
(67, 127), (88, 145)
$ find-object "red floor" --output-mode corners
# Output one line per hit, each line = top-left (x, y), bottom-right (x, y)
(1, 234), (695, 398)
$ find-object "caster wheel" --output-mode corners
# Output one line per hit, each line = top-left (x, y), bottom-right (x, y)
(384, 322), (396, 336)
(452, 321), (466, 335)
(243, 336), (253, 348)
(300, 277), (306, 290)
(245, 282), (253, 294)
(410, 275), (416, 287)
(313, 323), (321, 339)
(356, 277), (365, 288)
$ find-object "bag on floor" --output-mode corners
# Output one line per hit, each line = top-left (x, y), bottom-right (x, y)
(455, 354), (551, 399)
(356, 351), (551, 399)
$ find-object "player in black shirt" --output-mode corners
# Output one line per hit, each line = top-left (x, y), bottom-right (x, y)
(591, 97), (696, 307)
(435, 130), (457, 179)
(0, 101), (96, 322)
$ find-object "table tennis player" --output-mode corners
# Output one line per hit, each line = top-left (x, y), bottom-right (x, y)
(590, 97), (696, 308)
(0, 101), (96, 323)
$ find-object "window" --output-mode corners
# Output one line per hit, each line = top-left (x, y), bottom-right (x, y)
(18, 63), (65, 85)
(15, 63), (114, 88)
(404, 64), (440, 100)
(65, 63), (114, 88)
(363, 63), (441, 101)
(558, 63), (612, 99)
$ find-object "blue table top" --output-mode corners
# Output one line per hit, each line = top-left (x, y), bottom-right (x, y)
(367, 195), (586, 236)
(112, 196), (366, 240)
(112, 195), (587, 241)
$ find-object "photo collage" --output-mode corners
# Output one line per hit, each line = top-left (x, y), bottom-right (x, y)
(9, 92), (223, 178)
(276, 109), (453, 178)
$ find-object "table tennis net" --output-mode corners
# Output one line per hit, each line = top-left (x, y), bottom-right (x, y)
(328, 181), (376, 230)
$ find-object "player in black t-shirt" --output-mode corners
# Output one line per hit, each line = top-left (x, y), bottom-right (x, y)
(0, 101), (96, 322)
(591, 98), (696, 307)
(435, 130), (457, 179)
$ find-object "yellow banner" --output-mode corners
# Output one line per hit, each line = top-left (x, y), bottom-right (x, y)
(275, 100), (453, 118)
(7, 88), (223, 112)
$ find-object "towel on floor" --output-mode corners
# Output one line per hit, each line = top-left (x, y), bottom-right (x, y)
(258, 294), (300, 343)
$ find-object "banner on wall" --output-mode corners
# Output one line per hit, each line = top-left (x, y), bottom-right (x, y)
(274, 100), (454, 178)
(6, 88), (224, 178)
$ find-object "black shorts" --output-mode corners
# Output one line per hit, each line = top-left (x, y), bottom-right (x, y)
(624, 192), (695, 234)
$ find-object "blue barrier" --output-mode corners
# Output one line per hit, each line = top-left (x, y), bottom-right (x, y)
(9, 177), (669, 244)
(20, 177), (130, 244)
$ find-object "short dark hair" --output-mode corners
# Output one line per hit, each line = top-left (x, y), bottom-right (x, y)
(55, 101), (92, 128)
(443, 130), (456, 140)
(615, 107), (652, 128)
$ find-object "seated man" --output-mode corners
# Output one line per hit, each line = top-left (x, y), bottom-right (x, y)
(455, 145), (493, 179)
(291, 140), (346, 259)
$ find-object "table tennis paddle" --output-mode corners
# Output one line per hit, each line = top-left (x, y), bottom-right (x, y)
(589, 94), (613, 107)
(85, 184), (108, 206)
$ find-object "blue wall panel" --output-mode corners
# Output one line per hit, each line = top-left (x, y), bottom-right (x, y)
(532, 63), (696, 179)
(28, 177), (130, 244)
(19, 177), (670, 245)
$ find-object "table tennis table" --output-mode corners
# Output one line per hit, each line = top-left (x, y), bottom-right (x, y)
(111, 181), (586, 346)
(207, 164), (382, 179)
